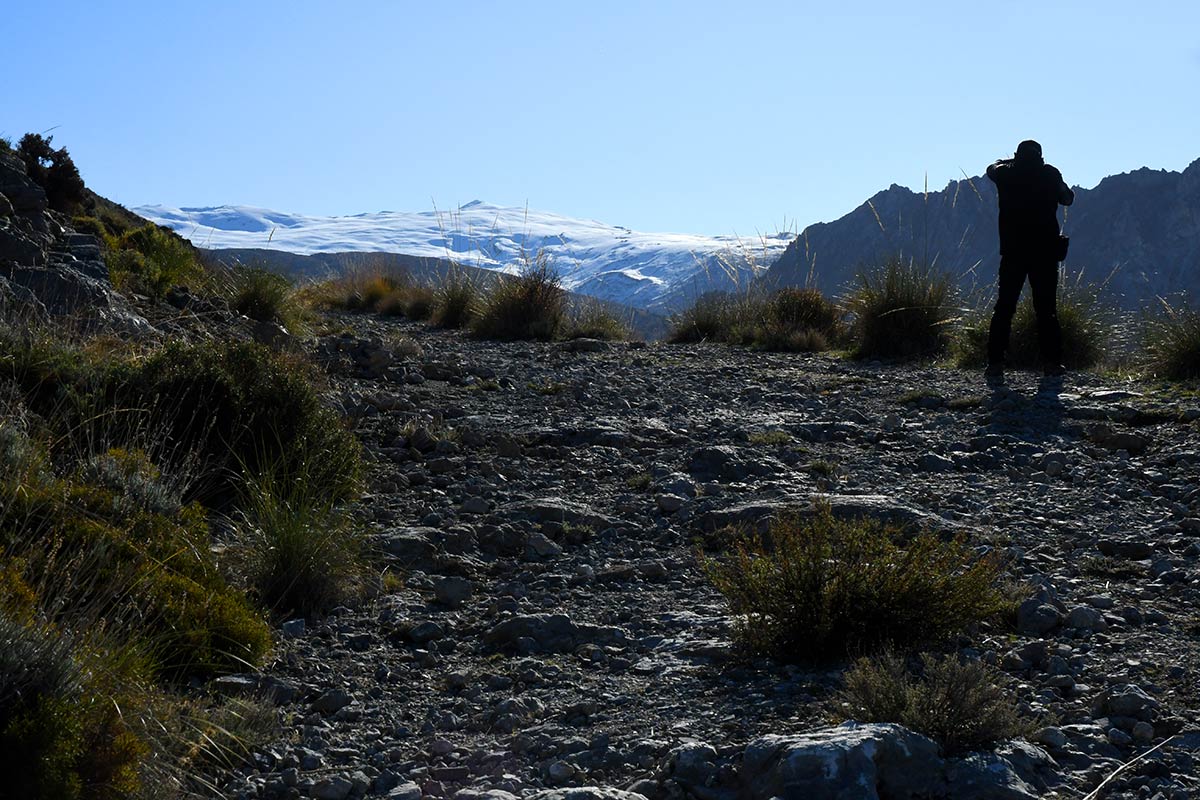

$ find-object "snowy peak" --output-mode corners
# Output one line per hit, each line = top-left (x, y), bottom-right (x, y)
(135, 202), (793, 312)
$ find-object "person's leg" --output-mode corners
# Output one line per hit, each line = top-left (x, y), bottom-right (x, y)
(1028, 261), (1062, 367)
(987, 257), (1026, 366)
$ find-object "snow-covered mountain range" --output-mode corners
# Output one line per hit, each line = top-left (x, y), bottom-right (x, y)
(135, 201), (793, 313)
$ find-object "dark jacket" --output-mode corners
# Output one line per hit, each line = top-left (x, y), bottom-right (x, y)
(986, 158), (1074, 256)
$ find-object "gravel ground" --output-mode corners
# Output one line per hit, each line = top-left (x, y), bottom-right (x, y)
(209, 313), (1200, 800)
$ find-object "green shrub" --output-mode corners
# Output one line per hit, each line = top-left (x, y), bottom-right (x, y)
(70, 215), (110, 240)
(2, 475), (271, 678)
(669, 288), (841, 351)
(432, 271), (481, 329)
(223, 266), (307, 332)
(846, 258), (956, 360)
(954, 269), (1112, 369)
(703, 502), (1006, 662)
(238, 468), (363, 617)
(1, 332), (360, 507)
(110, 225), (204, 297)
(1143, 302), (1200, 380)
(770, 287), (842, 335)
(472, 253), (566, 341)
(564, 301), (630, 341)
(837, 652), (1030, 755)
(111, 341), (361, 507)
(668, 293), (739, 343)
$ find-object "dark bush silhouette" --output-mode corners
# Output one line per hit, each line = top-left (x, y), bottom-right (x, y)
(17, 133), (86, 214)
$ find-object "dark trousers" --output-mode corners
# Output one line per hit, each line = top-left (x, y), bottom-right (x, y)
(987, 255), (1061, 366)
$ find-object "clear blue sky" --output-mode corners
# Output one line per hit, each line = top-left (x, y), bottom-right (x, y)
(4, 1), (1198, 236)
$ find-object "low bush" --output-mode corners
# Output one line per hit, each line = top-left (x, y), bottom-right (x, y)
(1143, 301), (1200, 380)
(108, 224), (205, 297)
(223, 266), (305, 331)
(0, 333), (361, 508)
(307, 267), (409, 313)
(564, 301), (630, 341)
(16, 133), (86, 214)
(432, 271), (481, 329)
(109, 340), (362, 507)
(845, 258), (956, 360)
(954, 269), (1112, 369)
(669, 288), (842, 352)
(837, 652), (1030, 755)
(237, 467), (363, 617)
(401, 285), (436, 321)
(471, 254), (566, 341)
(2, 474), (271, 678)
(668, 293), (739, 343)
(703, 502), (1006, 662)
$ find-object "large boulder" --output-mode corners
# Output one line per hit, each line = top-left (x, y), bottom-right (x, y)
(740, 723), (946, 800)
(736, 723), (1042, 800)
(0, 150), (47, 215)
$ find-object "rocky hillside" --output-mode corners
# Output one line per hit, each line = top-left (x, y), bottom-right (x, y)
(0, 146), (151, 332)
(204, 311), (1200, 800)
(764, 158), (1200, 307)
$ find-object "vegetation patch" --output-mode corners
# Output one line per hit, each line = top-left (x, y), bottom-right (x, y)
(471, 254), (567, 341)
(747, 430), (790, 446)
(564, 301), (630, 341)
(703, 502), (1007, 662)
(836, 652), (1031, 755)
(669, 287), (843, 352)
(218, 265), (308, 332)
(1143, 302), (1200, 381)
(954, 269), (1113, 369)
(845, 258), (956, 360)
(236, 468), (363, 617)
(431, 270), (481, 329)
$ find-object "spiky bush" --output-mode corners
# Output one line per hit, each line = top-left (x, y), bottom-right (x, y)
(471, 254), (566, 341)
(846, 258), (956, 360)
(837, 652), (1031, 755)
(402, 286), (436, 321)
(237, 467), (363, 617)
(669, 288), (841, 352)
(564, 301), (630, 341)
(668, 293), (739, 343)
(954, 269), (1112, 369)
(703, 502), (1006, 662)
(223, 266), (307, 332)
(1143, 302), (1200, 380)
(432, 270), (481, 329)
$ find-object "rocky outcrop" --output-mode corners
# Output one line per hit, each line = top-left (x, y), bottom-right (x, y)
(0, 148), (151, 333)
(763, 157), (1200, 309)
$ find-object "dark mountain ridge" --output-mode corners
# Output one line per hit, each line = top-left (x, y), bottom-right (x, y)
(764, 158), (1200, 308)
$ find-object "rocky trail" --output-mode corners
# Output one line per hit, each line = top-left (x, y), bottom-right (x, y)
(213, 313), (1200, 800)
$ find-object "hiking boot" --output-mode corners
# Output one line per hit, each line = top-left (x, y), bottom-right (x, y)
(1042, 363), (1066, 377)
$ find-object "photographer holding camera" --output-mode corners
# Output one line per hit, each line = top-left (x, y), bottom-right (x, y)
(985, 139), (1075, 378)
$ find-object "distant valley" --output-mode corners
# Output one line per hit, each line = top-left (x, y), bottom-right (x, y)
(139, 158), (1200, 316)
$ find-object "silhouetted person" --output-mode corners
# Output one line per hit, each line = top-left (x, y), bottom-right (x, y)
(985, 140), (1074, 377)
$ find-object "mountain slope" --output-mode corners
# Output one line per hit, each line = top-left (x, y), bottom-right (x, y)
(137, 202), (792, 314)
(764, 158), (1200, 307)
